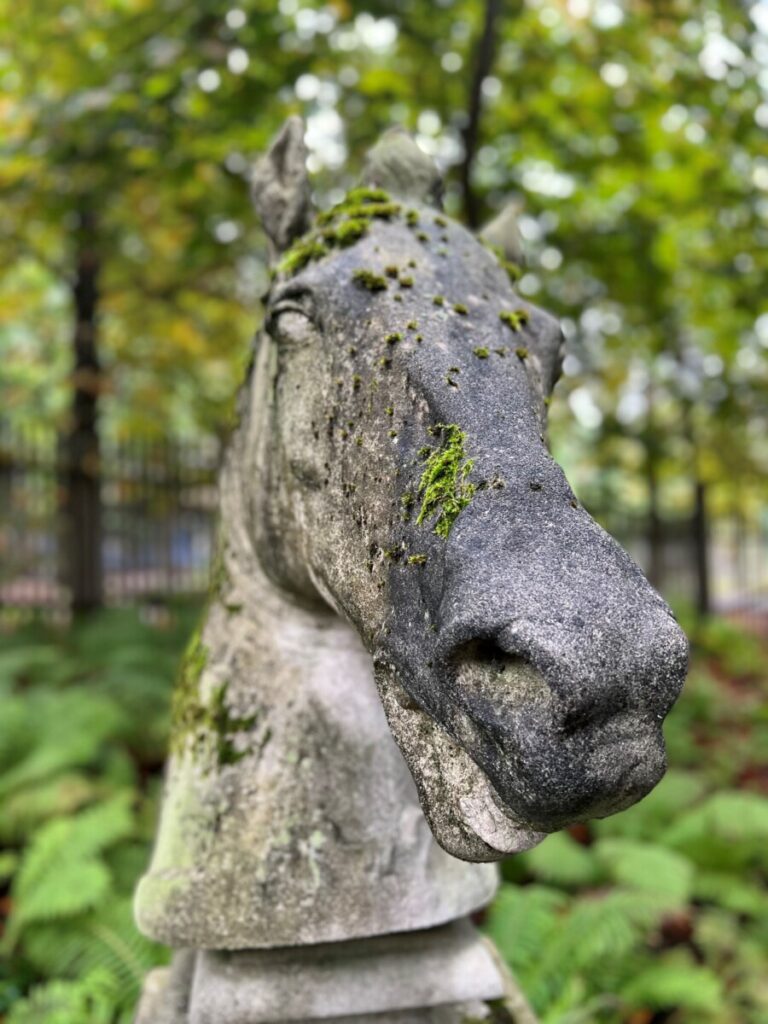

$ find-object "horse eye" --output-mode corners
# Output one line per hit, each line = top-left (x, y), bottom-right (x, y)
(267, 303), (314, 338)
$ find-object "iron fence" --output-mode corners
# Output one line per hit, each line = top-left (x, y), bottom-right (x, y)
(0, 425), (220, 616)
(0, 424), (766, 634)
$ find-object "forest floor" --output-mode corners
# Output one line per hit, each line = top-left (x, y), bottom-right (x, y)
(0, 601), (766, 1024)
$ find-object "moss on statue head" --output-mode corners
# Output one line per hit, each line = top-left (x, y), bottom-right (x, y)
(416, 424), (475, 539)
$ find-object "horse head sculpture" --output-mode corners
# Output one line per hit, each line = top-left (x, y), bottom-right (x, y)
(135, 119), (688, 953)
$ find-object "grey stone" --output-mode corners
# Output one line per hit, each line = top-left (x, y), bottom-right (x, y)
(362, 127), (443, 205)
(134, 546), (497, 946)
(135, 119), (687, 1020)
(134, 950), (195, 1024)
(187, 919), (505, 1024)
(478, 201), (525, 267)
(251, 116), (313, 256)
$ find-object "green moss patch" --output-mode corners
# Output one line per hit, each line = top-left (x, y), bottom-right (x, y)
(499, 309), (530, 331)
(170, 636), (256, 766)
(278, 188), (400, 276)
(416, 424), (476, 539)
(170, 629), (209, 754)
(353, 269), (388, 291)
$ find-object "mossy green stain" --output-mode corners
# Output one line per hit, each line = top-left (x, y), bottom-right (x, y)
(170, 639), (256, 766)
(210, 682), (258, 766)
(278, 238), (329, 275)
(453, 303), (468, 315)
(353, 269), (388, 291)
(170, 629), (209, 754)
(407, 554), (427, 565)
(279, 188), (398, 276)
(473, 347), (490, 359)
(432, 295), (445, 306)
(416, 424), (476, 540)
(499, 309), (529, 331)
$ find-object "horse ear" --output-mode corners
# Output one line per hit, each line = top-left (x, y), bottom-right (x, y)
(362, 127), (443, 206)
(478, 200), (525, 267)
(480, 202), (565, 395)
(252, 117), (313, 257)
(535, 328), (566, 396)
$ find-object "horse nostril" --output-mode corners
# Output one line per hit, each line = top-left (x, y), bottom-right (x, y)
(447, 638), (554, 724)
(452, 638), (529, 679)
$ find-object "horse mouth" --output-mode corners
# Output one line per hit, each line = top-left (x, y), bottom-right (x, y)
(374, 651), (668, 860)
(374, 662), (547, 862)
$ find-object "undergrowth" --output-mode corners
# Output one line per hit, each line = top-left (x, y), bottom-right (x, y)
(486, 612), (768, 1023)
(0, 603), (766, 1022)
(0, 603), (200, 1023)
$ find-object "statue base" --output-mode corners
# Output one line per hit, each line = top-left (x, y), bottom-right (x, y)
(134, 918), (537, 1024)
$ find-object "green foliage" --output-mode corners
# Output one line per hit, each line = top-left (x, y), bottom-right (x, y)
(490, 619), (768, 1023)
(0, 605), (198, 1021)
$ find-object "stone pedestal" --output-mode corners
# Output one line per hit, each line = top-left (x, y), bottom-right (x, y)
(135, 919), (538, 1024)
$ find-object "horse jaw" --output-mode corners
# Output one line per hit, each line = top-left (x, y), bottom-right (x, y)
(374, 665), (545, 862)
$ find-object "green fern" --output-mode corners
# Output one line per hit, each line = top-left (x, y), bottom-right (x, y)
(592, 838), (694, 906)
(519, 832), (602, 889)
(0, 689), (126, 800)
(4, 794), (134, 946)
(22, 898), (167, 1006)
(6, 967), (119, 1024)
(663, 790), (768, 869)
(621, 952), (725, 1016)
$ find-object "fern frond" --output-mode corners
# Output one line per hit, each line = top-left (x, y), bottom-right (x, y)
(5, 967), (119, 1024)
(593, 838), (694, 906)
(22, 899), (168, 1011)
(520, 832), (602, 889)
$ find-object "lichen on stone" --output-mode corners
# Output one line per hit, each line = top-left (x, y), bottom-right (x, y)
(170, 628), (209, 754)
(499, 309), (530, 331)
(353, 269), (388, 291)
(473, 347), (490, 359)
(278, 187), (399, 276)
(209, 682), (258, 766)
(416, 424), (476, 539)
(407, 554), (427, 565)
(170, 637), (256, 766)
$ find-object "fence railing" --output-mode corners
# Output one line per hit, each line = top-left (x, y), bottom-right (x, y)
(0, 426), (221, 615)
(1, 425), (766, 634)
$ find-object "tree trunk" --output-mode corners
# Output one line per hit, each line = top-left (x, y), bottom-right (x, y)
(646, 445), (665, 590)
(692, 476), (711, 618)
(460, 0), (503, 228)
(64, 209), (103, 614)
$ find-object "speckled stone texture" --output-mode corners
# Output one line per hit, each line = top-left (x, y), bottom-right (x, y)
(134, 120), (687, 1024)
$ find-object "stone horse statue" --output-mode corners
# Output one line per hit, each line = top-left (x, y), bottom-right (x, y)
(134, 120), (688, 1024)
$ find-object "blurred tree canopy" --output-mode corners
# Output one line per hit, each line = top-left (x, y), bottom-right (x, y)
(1, 0), (766, 575)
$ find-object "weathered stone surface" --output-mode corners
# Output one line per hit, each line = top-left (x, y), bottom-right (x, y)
(136, 121), (688, 957)
(134, 479), (496, 945)
(134, 951), (195, 1024)
(187, 919), (505, 1024)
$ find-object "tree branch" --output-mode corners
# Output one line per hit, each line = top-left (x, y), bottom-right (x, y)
(460, 0), (504, 228)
